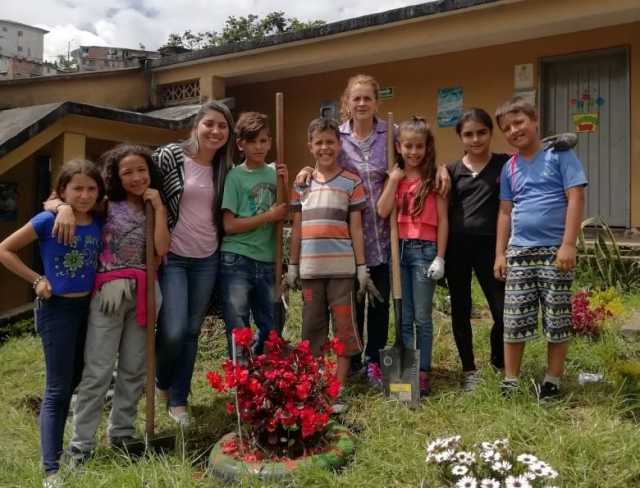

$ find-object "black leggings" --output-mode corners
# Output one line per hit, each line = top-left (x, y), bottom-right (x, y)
(446, 234), (504, 371)
(354, 263), (390, 366)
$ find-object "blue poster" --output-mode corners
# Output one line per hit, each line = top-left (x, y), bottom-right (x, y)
(437, 87), (463, 128)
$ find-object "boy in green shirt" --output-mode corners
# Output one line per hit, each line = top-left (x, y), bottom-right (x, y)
(220, 112), (288, 355)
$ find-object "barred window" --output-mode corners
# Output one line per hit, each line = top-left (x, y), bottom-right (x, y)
(158, 79), (200, 106)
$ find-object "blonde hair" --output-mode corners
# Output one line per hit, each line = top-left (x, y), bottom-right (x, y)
(397, 116), (436, 217)
(339, 74), (380, 122)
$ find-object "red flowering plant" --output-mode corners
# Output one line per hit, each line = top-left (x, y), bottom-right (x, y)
(571, 289), (612, 338)
(207, 328), (343, 460)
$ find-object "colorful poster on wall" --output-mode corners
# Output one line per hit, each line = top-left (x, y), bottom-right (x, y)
(572, 113), (599, 133)
(437, 87), (463, 128)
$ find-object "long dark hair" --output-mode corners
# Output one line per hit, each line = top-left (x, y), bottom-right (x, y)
(397, 116), (436, 217)
(455, 108), (494, 135)
(101, 144), (162, 201)
(55, 158), (105, 206)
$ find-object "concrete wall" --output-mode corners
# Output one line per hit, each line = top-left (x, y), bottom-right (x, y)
(0, 22), (44, 61)
(0, 70), (149, 110)
(228, 21), (640, 226)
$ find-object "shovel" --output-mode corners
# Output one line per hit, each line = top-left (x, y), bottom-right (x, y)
(273, 92), (288, 334)
(117, 201), (175, 456)
(379, 112), (420, 406)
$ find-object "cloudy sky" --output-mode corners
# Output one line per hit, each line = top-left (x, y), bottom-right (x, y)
(4, 1), (423, 61)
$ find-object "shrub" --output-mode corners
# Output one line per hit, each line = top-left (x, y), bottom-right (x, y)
(207, 328), (342, 460)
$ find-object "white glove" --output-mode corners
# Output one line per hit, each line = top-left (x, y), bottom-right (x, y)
(286, 264), (300, 290)
(427, 256), (445, 281)
(356, 265), (383, 303)
(97, 279), (134, 315)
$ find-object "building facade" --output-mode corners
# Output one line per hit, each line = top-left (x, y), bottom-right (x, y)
(0, 0), (639, 312)
(71, 46), (161, 72)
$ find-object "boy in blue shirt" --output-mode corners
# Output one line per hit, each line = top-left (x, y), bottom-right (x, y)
(494, 97), (587, 399)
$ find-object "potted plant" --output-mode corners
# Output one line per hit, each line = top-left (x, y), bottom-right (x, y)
(207, 328), (355, 482)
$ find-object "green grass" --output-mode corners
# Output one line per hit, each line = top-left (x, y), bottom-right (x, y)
(2, 285), (640, 487)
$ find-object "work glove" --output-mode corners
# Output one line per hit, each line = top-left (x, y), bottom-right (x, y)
(286, 264), (301, 290)
(427, 257), (446, 281)
(542, 133), (577, 152)
(356, 265), (383, 303)
(97, 278), (134, 315)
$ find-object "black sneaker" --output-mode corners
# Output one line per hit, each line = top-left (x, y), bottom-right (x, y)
(537, 381), (560, 401)
(64, 446), (92, 469)
(500, 379), (519, 397)
(109, 435), (140, 451)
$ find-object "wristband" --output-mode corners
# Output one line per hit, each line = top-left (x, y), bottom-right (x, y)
(32, 275), (45, 290)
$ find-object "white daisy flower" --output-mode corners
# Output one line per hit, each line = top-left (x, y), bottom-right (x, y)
(452, 465), (469, 476)
(480, 479), (500, 488)
(522, 470), (537, 480)
(427, 439), (445, 453)
(491, 460), (512, 474)
(504, 475), (531, 488)
(434, 449), (455, 464)
(456, 451), (477, 465)
(516, 454), (538, 465)
(480, 450), (496, 462)
(492, 451), (503, 462)
(546, 468), (558, 479)
(480, 442), (495, 451)
(456, 476), (478, 488)
(493, 438), (509, 449)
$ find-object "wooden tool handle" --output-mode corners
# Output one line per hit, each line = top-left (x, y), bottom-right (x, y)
(144, 200), (156, 437)
(386, 112), (402, 301)
(274, 93), (286, 307)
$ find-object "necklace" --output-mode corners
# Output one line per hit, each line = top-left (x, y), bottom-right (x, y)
(463, 154), (490, 178)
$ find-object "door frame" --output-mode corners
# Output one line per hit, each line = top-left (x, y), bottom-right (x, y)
(538, 46), (631, 228)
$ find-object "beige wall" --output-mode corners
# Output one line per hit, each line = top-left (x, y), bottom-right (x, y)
(0, 156), (36, 311)
(0, 70), (149, 110)
(228, 22), (640, 226)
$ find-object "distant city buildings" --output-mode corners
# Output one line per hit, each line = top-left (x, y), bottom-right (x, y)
(0, 19), (58, 80)
(71, 46), (160, 72)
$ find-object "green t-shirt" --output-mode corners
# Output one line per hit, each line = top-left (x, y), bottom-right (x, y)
(220, 163), (277, 263)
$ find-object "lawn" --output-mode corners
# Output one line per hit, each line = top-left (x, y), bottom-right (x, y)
(1, 282), (640, 487)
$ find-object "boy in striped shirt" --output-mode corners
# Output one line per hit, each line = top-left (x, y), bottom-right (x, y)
(288, 117), (371, 386)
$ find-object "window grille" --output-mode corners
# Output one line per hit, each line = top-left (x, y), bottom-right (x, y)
(158, 79), (200, 106)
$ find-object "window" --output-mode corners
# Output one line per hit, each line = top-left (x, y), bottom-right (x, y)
(17, 46), (23, 52)
(27, 47), (31, 56)
(2, 26), (7, 32)
(158, 79), (200, 106)
(17, 30), (23, 37)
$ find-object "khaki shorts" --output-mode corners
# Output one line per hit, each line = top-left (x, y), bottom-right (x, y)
(301, 277), (362, 357)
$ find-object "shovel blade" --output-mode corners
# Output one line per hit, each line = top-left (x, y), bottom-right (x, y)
(380, 345), (420, 406)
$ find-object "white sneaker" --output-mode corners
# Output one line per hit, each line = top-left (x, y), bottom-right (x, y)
(463, 370), (481, 392)
(168, 406), (190, 428)
(43, 474), (62, 488)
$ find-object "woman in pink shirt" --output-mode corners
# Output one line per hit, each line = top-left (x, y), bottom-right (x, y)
(153, 101), (235, 427)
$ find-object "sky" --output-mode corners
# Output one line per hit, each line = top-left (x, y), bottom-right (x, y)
(4, 1), (424, 61)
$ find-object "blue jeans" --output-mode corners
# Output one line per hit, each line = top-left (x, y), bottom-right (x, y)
(220, 251), (275, 356)
(400, 239), (437, 372)
(157, 251), (218, 407)
(37, 295), (90, 474)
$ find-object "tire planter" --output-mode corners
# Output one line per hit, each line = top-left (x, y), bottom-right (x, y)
(208, 422), (355, 483)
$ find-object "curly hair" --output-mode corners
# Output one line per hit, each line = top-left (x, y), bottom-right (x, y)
(339, 74), (380, 122)
(397, 116), (436, 218)
(101, 144), (162, 201)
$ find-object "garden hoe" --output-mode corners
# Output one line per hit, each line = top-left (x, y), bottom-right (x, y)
(118, 201), (175, 456)
(379, 112), (420, 407)
(273, 92), (288, 333)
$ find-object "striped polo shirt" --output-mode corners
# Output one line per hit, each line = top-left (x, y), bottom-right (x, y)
(290, 169), (367, 279)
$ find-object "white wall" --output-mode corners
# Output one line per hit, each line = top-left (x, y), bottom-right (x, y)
(0, 21), (45, 61)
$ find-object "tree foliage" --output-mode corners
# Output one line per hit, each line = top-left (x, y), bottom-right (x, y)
(54, 55), (78, 72)
(161, 11), (325, 50)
